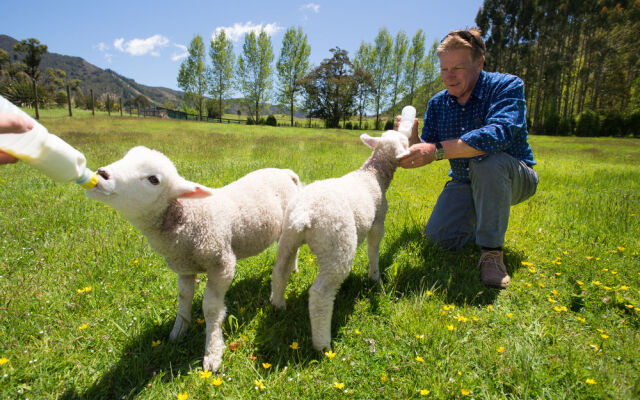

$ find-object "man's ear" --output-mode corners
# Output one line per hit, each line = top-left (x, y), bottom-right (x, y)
(360, 133), (379, 149)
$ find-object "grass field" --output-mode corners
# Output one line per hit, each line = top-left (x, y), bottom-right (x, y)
(0, 111), (639, 399)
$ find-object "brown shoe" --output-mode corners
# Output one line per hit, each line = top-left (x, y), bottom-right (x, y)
(478, 250), (511, 289)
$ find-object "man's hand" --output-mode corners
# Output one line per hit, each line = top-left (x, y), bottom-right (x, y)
(398, 143), (436, 169)
(0, 113), (33, 134)
(395, 115), (420, 145)
(0, 113), (33, 165)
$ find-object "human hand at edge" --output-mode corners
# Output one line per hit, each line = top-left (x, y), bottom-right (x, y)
(0, 113), (33, 164)
(398, 142), (436, 169)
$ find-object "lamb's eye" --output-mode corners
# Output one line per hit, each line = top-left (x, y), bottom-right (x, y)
(148, 175), (160, 185)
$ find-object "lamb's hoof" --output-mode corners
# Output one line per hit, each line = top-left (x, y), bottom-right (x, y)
(169, 321), (189, 341)
(203, 354), (221, 373)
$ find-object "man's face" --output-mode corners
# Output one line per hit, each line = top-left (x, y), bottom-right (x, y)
(439, 49), (484, 104)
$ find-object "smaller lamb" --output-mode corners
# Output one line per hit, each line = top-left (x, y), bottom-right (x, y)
(270, 130), (410, 351)
(86, 146), (300, 372)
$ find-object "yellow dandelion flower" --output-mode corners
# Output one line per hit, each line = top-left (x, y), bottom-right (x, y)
(538, 282), (545, 287)
(525, 282), (532, 287)
(528, 267), (537, 273)
(553, 306), (568, 312)
(262, 363), (271, 369)
(79, 323), (89, 330)
(290, 342), (300, 350)
(577, 280), (584, 286)
(521, 261), (533, 267)
(152, 340), (161, 347)
(589, 344), (599, 351)
(0, 358), (8, 365)
(380, 374), (388, 382)
(196, 318), (205, 324)
(506, 313), (514, 318)
(577, 317), (586, 322)
(254, 379), (266, 391)
(585, 378), (596, 385)
(548, 297), (557, 303)
(76, 288), (85, 294)
(415, 356), (425, 362)
(325, 350), (336, 359)
(443, 305), (455, 311)
(555, 272), (562, 276)
(420, 389), (431, 396)
(619, 285), (629, 291)
(563, 251), (569, 255)
(586, 256), (593, 260)
(600, 334), (609, 339)
(461, 388), (471, 396)
(603, 286), (612, 290)
(426, 290), (433, 296)
(617, 246), (625, 251)
(447, 325), (457, 331)
(486, 305), (493, 311)
(354, 329), (361, 335)
(611, 271), (618, 275)
(199, 370), (212, 379)
(592, 281), (601, 286)
(497, 347), (505, 353)
(415, 334), (424, 339)
(626, 304), (635, 309)
(211, 377), (223, 386)
(177, 393), (189, 400)
(551, 289), (559, 295)
(133, 259), (139, 264)
(333, 382), (345, 390)
(472, 316), (480, 322)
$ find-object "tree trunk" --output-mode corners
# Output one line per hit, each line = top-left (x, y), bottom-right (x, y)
(90, 89), (95, 116)
(33, 80), (40, 120)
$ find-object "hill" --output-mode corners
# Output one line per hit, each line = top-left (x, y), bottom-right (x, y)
(0, 34), (184, 106)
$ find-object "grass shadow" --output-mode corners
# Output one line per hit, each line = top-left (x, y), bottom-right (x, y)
(380, 225), (526, 307)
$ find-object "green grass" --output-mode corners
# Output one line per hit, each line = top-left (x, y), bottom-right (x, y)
(1, 111), (639, 399)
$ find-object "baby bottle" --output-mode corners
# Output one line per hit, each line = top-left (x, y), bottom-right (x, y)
(397, 105), (416, 138)
(0, 95), (98, 188)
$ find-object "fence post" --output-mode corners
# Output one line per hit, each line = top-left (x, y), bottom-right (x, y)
(90, 89), (95, 116)
(120, 97), (123, 117)
(66, 84), (72, 117)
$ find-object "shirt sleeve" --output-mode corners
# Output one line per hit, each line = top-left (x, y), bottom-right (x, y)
(460, 76), (527, 154)
(420, 98), (438, 143)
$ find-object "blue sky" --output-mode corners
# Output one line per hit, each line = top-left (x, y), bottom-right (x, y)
(1, 0), (484, 92)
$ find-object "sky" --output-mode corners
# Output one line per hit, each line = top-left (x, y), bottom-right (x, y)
(1, 0), (484, 92)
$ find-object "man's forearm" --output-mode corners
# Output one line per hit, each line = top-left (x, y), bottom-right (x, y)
(440, 138), (486, 159)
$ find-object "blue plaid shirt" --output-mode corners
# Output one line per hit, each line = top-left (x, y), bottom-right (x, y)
(421, 70), (535, 182)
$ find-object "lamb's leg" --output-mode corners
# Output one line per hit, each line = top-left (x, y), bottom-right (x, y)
(202, 255), (235, 372)
(169, 274), (196, 341)
(308, 266), (350, 351)
(367, 221), (385, 281)
(270, 230), (302, 310)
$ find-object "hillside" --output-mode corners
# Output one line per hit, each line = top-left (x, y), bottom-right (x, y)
(0, 34), (184, 106)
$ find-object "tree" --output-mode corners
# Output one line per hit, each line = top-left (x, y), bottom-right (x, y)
(13, 38), (47, 119)
(276, 26), (311, 126)
(388, 30), (409, 116)
(208, 30), (235, 121)
(300, 47), (356, 128)
(370, 29), (393, 129)
(236, 31), (274, 122)
(404, 29), (426, 106)
(353, 42), (375, 128)
(178, 34), (208, 121)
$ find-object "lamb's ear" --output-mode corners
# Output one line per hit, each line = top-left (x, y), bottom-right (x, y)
(360, 133), (379, 149)
(174, 178), (213, 199)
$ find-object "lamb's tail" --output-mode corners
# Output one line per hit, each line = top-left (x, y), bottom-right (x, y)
(286, 203), (312, 233)
(286, 169), (302, 189)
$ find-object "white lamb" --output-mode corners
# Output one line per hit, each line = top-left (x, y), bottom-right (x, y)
(86, 146), (300, 372)
(270, 130), (410, 351)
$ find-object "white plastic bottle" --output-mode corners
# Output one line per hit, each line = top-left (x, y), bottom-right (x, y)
(0, 95), (98, 188)
(397, 105), (416, 138)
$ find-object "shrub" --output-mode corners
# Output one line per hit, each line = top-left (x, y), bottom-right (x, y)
(345, 121), (352, 130)
(266, 115), (277, 126)
(246, 117), (255, 125)
(602, 112), (625, 137)
(543, 112), (561, 135)
(384, 119), (394, 130)
(575, 110), (601, 137)
(626, 110), (640, 138)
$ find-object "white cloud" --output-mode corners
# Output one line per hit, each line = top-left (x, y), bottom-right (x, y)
(300, 3), (320, 13)
(94, 42), (112, 63)
(113, 34), (169, 56)
(214, 21), (283, 42)
(171, 44), (188, 62)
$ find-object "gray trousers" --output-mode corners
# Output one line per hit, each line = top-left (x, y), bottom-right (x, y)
(424, 152), (539, 250)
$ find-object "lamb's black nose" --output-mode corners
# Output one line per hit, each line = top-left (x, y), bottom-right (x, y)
(97, 168), (110, 180)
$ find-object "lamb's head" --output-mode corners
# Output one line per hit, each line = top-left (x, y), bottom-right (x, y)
(86, 146), (211, 220)
(360, 130), (410, 161)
